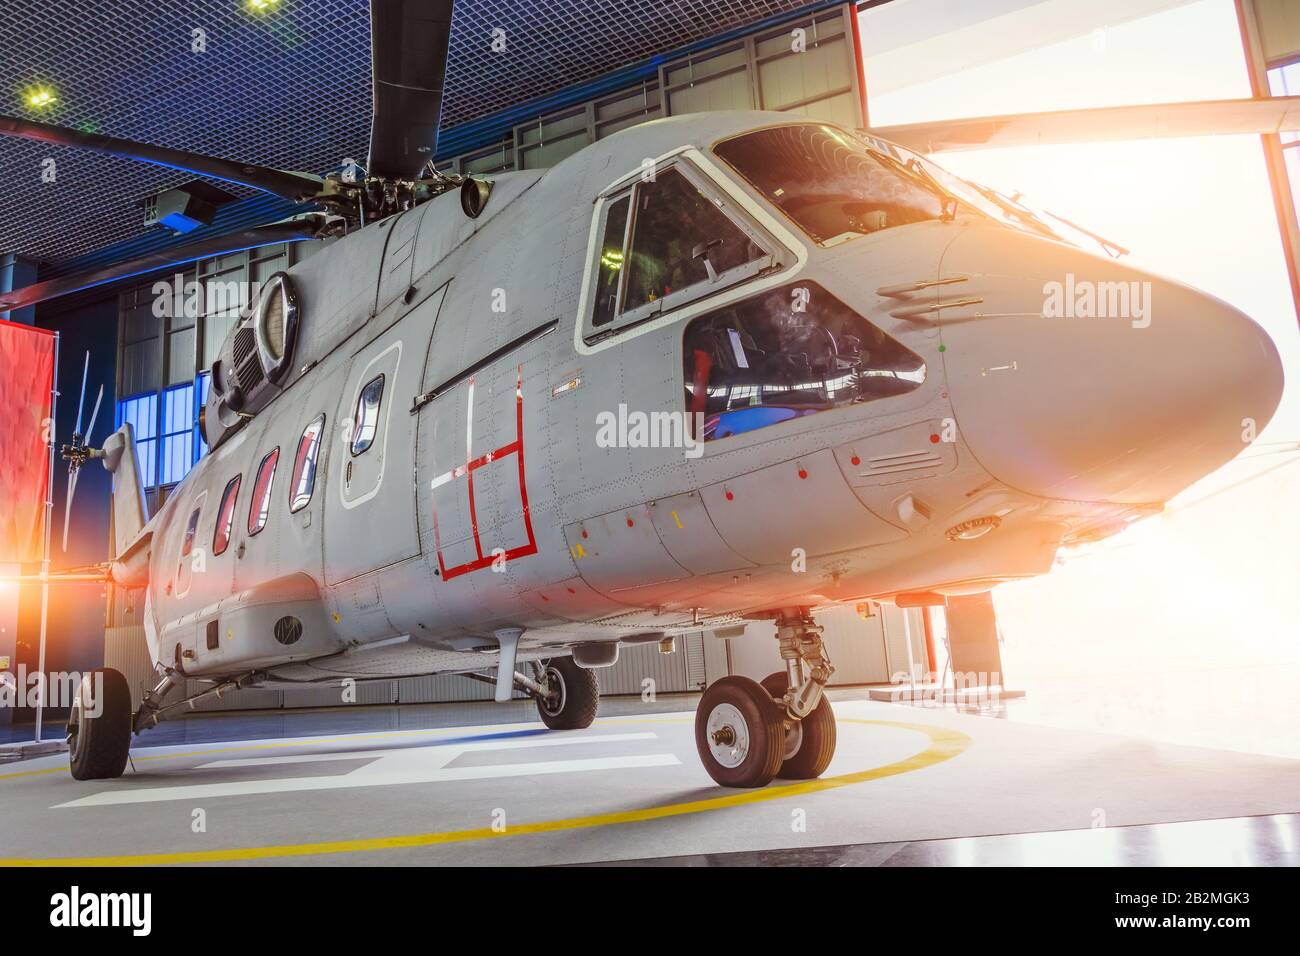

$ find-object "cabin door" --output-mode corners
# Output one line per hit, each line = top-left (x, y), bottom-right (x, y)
(323, 285), (448, 584)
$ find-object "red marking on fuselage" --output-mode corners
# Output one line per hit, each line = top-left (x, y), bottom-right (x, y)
(431, 365), (538, 581)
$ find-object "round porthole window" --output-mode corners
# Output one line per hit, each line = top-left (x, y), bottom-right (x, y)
(273, 615), (304, 646)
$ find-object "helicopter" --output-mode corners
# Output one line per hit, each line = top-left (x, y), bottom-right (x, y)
(0, 0), (1284, 788)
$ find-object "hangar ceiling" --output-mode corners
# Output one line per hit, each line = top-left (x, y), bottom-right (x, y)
(0, 0), (826, 265)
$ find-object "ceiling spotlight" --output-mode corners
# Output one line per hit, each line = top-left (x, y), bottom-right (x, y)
(23, 85), (58, 110)
(245, 0), (281, 12)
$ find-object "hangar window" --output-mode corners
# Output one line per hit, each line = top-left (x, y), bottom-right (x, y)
(585, 161), (780, 340)
(213, 474), (241, 556)
(683, 282), (926, 442)
(351, 375), (384, 456)
(714, 123), (948, 246)
(248, 447), (279, 536)
(289, 415), (325, 513)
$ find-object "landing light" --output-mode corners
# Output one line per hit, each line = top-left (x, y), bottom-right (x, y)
(945, 516), (1001, 541)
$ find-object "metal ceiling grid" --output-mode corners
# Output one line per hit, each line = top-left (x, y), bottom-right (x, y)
(1, 0), (821, 264)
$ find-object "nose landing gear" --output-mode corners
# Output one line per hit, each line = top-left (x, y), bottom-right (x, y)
(694, 609), (837, 787)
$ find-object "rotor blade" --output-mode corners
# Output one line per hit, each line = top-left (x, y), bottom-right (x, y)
(62, 467), (79, 553)
(0, 219), (322, 312)
(366, 0), (455, 180)
(0, 115), (325, 201)
(85, 384), (104, 444)
(74, 350), (89, 437)
(870, 95), (1300, 154)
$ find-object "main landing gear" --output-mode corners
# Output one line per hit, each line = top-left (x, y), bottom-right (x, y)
(533, 656), (600, 730)
(67, 668), (132, 781)
(694, 609), (837, 788)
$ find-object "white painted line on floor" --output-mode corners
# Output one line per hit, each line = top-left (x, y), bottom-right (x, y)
(54, 753), (682, 808)
(199, 731), (661, 769)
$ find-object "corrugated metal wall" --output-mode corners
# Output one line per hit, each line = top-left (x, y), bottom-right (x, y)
(107, 609), (914, 719)
(104, 626), (711, 713)
(726, 604), (928, 686)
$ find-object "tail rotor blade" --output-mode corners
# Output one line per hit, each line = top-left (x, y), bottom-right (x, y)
(74, 351), (89, 436)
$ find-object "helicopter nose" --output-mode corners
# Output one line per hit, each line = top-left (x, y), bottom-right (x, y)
(937, 224), (1284, 504)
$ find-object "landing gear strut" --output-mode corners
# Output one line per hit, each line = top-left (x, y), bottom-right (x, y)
(694, 609), (837, 787)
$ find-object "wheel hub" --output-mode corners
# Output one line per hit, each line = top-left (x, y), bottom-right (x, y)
(782, 719), (804, 761)
(705, 702), (750, 768)
(539, 666), (566, 717)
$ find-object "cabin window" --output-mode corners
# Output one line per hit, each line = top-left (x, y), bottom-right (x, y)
(351, 375), (384, 456)
(713, 124), (947, 246)
(682, 282), (926, 442)
(181, 507), (200, 558)
(289, 415), (325, 513)
(248, 447), (279, 536)
(584, 161), (780, 340)
(213, 475), (241, 556)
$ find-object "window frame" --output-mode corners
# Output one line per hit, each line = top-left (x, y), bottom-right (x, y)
(582, 156), (785, 343)
(212, 474), (241, 556)
(350, 375), (385, 457)
(247, 447), (280, 537)
(288, 414), (326, 514)
(160, 381), (196, 486)
(712, 121), (955, 250)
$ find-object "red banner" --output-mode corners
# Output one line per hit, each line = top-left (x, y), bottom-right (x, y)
(0, 319), (56, 564)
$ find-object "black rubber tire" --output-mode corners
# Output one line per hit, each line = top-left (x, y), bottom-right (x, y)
(536, 656), (599, 730)
(695, 675), (785, 788)
(68, 668), (132, 781)
(761, 672), (836, 780)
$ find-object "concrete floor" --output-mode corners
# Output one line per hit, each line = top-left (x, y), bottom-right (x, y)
(1, 689), (1298, 866)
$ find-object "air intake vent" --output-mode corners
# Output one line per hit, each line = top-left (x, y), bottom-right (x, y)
(233, 324), (256, 367)
(863, 449), (942, 476)
(232, 326), (265, 393)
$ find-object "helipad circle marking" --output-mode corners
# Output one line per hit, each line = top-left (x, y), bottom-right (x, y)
(0, 718), (969, 866)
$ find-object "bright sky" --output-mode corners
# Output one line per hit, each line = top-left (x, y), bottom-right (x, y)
(860, 0), (1300, 688)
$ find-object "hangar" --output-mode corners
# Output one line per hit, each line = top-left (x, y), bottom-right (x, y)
(0, 0), (1297, 876)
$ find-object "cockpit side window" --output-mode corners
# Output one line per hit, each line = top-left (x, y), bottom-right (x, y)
(714, 124), (945, 246)
(683, 282), (926, 442)
(592, 196), (630, 328)
(623, 168), (765, 311)
(584, 160), (779, 341)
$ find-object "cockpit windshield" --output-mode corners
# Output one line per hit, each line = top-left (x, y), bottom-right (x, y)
(714, 124), (948, 245)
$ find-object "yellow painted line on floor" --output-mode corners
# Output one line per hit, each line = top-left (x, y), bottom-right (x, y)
(0, 719), (969, 866)
(0, 713), (696, 781)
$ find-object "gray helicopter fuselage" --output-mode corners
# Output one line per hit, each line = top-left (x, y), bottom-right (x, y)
(132, 110), (1283, 684)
